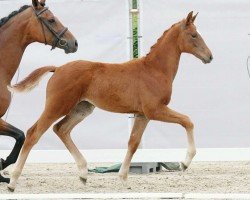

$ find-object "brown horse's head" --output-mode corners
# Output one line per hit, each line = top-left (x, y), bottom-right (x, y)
(177, 11), (213, 64)
(29, 0), (78, 53)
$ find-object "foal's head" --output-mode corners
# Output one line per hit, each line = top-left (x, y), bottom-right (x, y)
(29, 0), (78, 53)
(177, 11), (213, 64)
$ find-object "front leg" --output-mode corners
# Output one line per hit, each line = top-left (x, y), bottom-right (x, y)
(119, 114), (149, 182)
(145, 106), (196, 170)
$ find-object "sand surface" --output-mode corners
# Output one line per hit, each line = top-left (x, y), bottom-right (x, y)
(0, 162), (249, 194)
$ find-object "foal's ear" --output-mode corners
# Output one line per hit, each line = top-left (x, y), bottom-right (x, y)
(39, 0), (46, 7)
(192, 12), (199, 23)
(32, 0), (39, 8)
(186, 11), (193, 26)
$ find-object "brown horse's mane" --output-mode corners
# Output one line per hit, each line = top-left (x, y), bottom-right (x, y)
(0, 5), (30, 28)
(145, 21), (181, 58)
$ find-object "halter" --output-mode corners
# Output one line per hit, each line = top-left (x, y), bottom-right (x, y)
(34, 7), (68, 50)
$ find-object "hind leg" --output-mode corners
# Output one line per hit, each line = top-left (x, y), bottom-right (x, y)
(53, 101), (95, 183)
(7, 110), (63, 191)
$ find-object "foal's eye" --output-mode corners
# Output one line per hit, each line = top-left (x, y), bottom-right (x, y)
(191, 34), (197, 39)
(48, 19), (55, 23)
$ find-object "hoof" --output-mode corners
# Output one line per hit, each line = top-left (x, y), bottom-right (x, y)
(7, 184), (15, 192)
(180, 162), (188, 171)
(118, 175), (127, 181)
(0, 174), (10, 184)
(80, 177), (87, 185)
(118, 171), (127, 181)
(119, 178), (130, 188)
(118, 174), (128, 187)
(120, 179), (127, 186)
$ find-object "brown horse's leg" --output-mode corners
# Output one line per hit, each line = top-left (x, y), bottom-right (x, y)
(7, 111), (61, 191)
(0, 89), (25, 182)
(53, 101), (95, 184)
(146, 106), (196, 171)
(119, 114), (149, 182)
(0, 119), (25, 171)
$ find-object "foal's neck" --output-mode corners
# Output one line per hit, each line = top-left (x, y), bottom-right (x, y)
(144, 27), (181, 80)
(0, 9), (33, 84)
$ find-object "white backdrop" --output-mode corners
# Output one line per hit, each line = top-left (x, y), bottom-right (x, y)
(1, 0), (250, 150)
(140, 0), (250, 148)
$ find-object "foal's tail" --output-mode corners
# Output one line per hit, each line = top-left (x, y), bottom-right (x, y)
(8, 66), (56, 93)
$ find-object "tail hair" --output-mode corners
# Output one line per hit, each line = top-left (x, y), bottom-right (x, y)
(8, 66), (56, 93)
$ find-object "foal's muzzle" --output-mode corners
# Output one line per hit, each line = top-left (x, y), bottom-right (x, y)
(202, 54), (213, 64)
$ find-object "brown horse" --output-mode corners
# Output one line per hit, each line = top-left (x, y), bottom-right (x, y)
(7, 11), (213, 191)
(0, 0), (77, 182)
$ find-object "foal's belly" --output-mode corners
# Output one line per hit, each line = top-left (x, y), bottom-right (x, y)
(84, 96), (141, 114)
(83, 83), (142, 114)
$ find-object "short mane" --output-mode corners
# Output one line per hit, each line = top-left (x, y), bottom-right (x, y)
(0, 5), (30, 28)
(145, 22), (181, 58)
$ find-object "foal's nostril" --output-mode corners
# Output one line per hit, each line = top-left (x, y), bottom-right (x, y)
(75, 40), (78, 48)
(210, 55), (213, 61)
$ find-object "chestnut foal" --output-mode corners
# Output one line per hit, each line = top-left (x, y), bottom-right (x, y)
(7, 11), (213, 191)
(0, 0), (78, 182)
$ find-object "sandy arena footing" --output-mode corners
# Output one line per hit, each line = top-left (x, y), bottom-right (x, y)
(0, 162), (249, 194)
